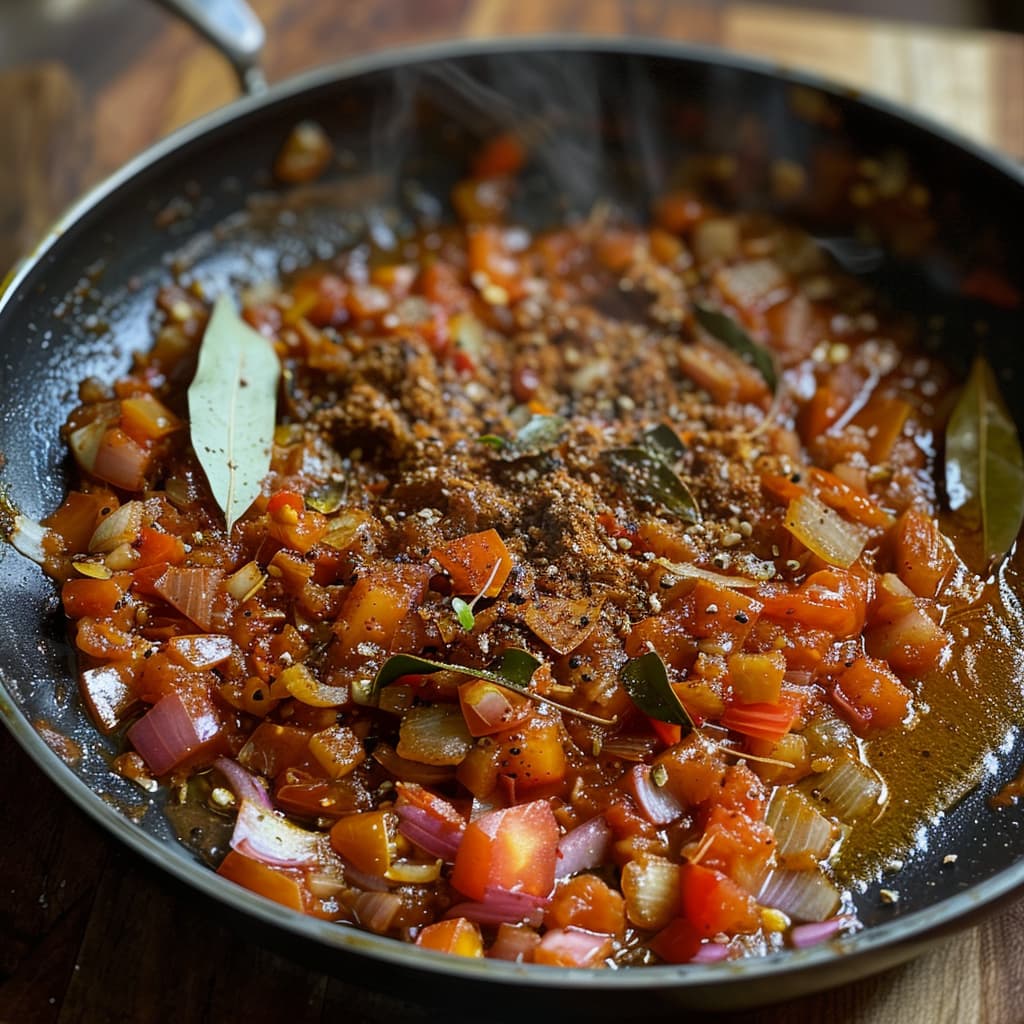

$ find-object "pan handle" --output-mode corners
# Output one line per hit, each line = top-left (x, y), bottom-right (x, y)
(152, 0), (268, 96)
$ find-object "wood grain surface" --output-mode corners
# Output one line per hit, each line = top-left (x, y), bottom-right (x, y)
(2, 2), (1023, 1022)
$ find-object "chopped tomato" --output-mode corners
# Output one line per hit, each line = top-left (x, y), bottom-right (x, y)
(135, 526), (186, 568)
(471, 132), (526, 179)
(450, 799), (559, 902)
(680, 863), (760, 938)
(533, 927), (613, 968)
(333, 564), (432, 651)
(458, 679), (531, 737)
(267, 491), (327, 554)
(891, 507), (957, 598)
(544, 874), (626, 937)
(832, 657), (913, 735)
(649, 918), (703, 964)
(431, 529), (513, 598)
(217, 851), (306, 911)
(416, 918), (484, 957)
(329, 810), (392, 875)
(61, 575), (130, 618)
(761, 569), (868, 638)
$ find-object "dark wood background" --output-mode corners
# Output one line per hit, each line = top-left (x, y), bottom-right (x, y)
(3, 2), (1024, 1021)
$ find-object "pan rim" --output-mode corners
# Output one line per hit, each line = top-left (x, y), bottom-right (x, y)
(2, 32), (1023, 994)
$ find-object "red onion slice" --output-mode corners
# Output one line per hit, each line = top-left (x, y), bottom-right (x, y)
(626, 764), (684, 825)
(397, 807), (462, 861)
(127, 693), (218, 775)
(230, 798), (320, 867)
(790, 914), (856, 949)
(555, 815), (612, 879)
(691, 942), (730, 963)
(446, 886), (550, 927)
(488, 923), (542, 962)
(214, 756), (272, 810)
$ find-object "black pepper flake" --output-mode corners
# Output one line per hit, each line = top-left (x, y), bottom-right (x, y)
(508, 747), (522, 756)
(508, 592), (527, 605)
(568, 655), (582, 669)
(790, 473), (802, 483)
(734, 611), (749, 624)
(579, 615), (590, 627)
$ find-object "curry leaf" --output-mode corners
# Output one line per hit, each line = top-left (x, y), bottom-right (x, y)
(694, 302), (778, 395)
(642, 424), (687, 463)
(620, 652), (695, 736)
(603, 447), (700, 523)
(945, 355), (1024, 566)
(479, 414), (566, 459)
(372, 649), (541, 699)
(188, 295), (280, 534)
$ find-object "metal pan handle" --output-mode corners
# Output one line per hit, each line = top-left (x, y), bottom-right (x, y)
(152, 0), (267, 95)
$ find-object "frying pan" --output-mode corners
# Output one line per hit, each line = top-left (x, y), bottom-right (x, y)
(2, 2), (1024, 1013)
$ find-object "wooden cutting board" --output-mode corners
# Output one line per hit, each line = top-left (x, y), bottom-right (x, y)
(2, 3), (1023, 1021)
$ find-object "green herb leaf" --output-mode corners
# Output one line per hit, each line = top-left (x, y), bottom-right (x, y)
(945, 354), (1024, 566)
(642, 424), (687, 463)
(372, 649), (541, 699)
(188, 295), (280, 534)
(620, 652), (695, 735)
(603, 448), (700, 523)
(694, 302), (778, 395)
(452, 597), (476, 631)
(479, 414), (567, 460)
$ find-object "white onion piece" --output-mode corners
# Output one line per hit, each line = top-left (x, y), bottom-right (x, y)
(790, 914), (855, 949)
(8, 514), (50, 565)
(654, 557), (760, 589)
(396, 705), (473, 766)
(230, 798), (320, 867)
(69, 419), (107, 473)
(89, 500), (143, 553)
(627, 765), (685, 825)
(214, 756), (272, 810)
(341, 863), (391, 892)
(621, 855), (681, 930)
(224, 560), (267, 603)
(784, 493), (867, 568)
(555, 816), (612, 879)
(767, 788), (837, 860)
(372, 744), (455, 786)
(354, 890), (402, 933)
(806, 758), (885, 823)
(758, 868), (841, 923)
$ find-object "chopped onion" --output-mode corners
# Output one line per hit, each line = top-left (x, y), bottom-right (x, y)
(758, 868), (841, 923)
(8, 513), (51, 565)
(307, 869), (346, 899)
(354, 890), (402, 933)
(805, 757), (885, 823)
(214, 756), (272, 810)
(88, 500), (143, 553)
(488, 922), (541, 962)
(224, 560), (267, 603)
(626, 764), (685, 825)
(535, 927), (612, 967)
(396, 704), (473, 766)
(784, 493), (867, 569)
(767, 788), (838, 860)
(385, 860), (442, 883)
(621, 855), (681, 930)
(230, 798), (320, 867)
(279, 663), (349, 708)
(68, 419), (107, 474)
(372, 743), (455, 786)
(654, 557), (760, 589)
(154, 566), (222, 631)
(446, 886), (549, 928)
(127, 692), (219, 775)
(790, 914), (855, 949)
(601, 733), (659, 762)
(341, 863), (390, 892)
(556, 816), (612, 879)
(396, 804), (464, 861)
(691, 942), (731, 963)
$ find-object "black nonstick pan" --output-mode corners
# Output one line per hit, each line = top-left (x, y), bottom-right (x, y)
(2, 13), (1024, 1015)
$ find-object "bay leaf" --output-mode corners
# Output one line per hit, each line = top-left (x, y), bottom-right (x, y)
(480, 413), (567, 459)
(372, 648), (541, 699)
(188, 295), (280, 534)
(620, 652), (695, 736)
(642, 423), (687, 463)
(945, 355), (1024, 565)
(603, 447), (700, 523)
(693, 302), (778, 395)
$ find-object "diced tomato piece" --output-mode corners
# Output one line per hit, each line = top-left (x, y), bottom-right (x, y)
(451, 800), (559, 902)
(865, 600), (947, 676)
(329, 810), (392, 875)
(852, 395), (911, 462)
(135, 526), (186, 568)
(467, 225), (525, 299)
(678, 581), (761, 652)
(415, 918), (484, 957)
(832, 657), (913, 735)
(217, 850), (306, 911)
(807, 467), (892, 528)
(696, 804), (775, 889)
(761, 569), (868, 638)
(238, 722), (315, 777)
(43, 490), (112, 554)
(716, 762), (768, 819)
(680, 863), (760, 938)
(493, 713), (567, 794)
(61, 575), (130, 618)
(431, 529), (513, 598)
(891, 507), (957, 598)
(728, 651), (786, 705)
(649, 918), (703, 964)
(648, 717), (682, 748)
(267, 491), (327, 554)
(544, 874), (626, 937)
(333, 563), (432, 651)
(458, 679), (531, 737)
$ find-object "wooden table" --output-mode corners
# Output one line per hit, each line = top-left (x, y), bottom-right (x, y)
(2, 3), (1023, 1021)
